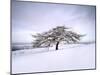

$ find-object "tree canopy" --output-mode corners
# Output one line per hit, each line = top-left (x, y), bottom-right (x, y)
(32, 26), (84, 50)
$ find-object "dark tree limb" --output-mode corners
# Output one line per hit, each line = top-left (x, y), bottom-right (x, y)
(56, 41), (59, 50)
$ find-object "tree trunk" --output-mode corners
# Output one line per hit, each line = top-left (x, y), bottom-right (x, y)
(56, 41), (59, 50)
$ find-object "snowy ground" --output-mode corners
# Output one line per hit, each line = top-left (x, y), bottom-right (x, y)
(12, 43), (95, 74)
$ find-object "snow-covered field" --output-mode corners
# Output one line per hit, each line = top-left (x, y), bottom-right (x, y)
(12, 43), (95, 74)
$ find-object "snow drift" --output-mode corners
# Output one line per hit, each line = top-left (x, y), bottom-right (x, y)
(12, 43), (95, 74)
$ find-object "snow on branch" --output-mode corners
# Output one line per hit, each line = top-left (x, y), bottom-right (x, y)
(32, 26), (85, 50)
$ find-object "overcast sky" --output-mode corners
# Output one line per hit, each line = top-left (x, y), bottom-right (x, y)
(12, 0), (96, 43)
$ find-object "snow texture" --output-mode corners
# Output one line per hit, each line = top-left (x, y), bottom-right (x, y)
(12, 43), (95, 74)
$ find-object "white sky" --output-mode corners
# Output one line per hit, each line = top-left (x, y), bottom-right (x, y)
(12, 0), (96, 43)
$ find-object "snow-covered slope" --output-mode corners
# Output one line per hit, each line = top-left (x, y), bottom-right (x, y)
(12, 43), (95, 74)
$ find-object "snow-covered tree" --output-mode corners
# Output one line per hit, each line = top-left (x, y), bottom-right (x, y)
(32, 26), (84, 50)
